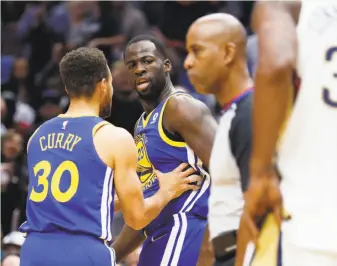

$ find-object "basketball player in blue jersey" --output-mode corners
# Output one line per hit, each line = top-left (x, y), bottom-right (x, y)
(112, 35), (218, 266)
(18, 47), (202, 266)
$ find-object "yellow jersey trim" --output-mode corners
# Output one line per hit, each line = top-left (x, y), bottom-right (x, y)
(251, 213), (280, 266)
(92, 121), (111, 137)
(142, 110), (155, 128)
(158, 92), (192, 148)
(134, 116), (142, 137)
(27, 126), (41, 153)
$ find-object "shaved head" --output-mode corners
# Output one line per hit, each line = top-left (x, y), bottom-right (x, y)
(185, 13), (247, 95)
(188, 13), (247, 51)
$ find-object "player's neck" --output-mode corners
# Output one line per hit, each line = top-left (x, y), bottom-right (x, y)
(141, 79), (174, 115)
(216, 62), (253, 108)
(64, 100), (99, 117)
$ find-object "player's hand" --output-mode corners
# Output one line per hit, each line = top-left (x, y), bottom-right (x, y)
(155, 163), (202, 200)
(240, 166), (282, 244)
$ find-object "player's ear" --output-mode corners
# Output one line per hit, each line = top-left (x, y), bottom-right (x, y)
(223, 42), (236, 65)
(163, 59), (172, 73)
(100, 78), (107, 95)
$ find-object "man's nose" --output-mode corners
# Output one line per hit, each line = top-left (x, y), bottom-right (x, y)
(135, 63), (146, 76)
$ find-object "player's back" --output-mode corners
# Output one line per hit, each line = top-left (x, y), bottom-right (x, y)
(20, 115), (115, 241)
(277, 1), (337, 251)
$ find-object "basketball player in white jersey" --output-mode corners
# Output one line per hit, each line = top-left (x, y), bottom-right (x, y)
(236, 1), (337, 266)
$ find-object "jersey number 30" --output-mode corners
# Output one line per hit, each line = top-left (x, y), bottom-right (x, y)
(29, 160), (79, 203)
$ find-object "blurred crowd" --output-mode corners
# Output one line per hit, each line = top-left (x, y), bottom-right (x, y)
(1, 1), (257, 265)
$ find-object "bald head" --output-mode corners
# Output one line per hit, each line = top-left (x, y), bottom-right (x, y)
(187, 13), (247, 51)
(185, 13), (248, 95)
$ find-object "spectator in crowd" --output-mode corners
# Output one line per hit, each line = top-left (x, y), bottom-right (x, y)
(87, 2), (124, 64)
(112, 2), (149, 41)
(17, 2), (62, 76)
(156, 1), (219, 51)
(1, 3), (257, 264)
(1, 130), (25, 236)
(2, 57), (35, 127)
(35, 42), (66, 91)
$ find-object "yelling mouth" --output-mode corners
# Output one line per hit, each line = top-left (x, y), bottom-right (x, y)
(136, 78), (150, 91)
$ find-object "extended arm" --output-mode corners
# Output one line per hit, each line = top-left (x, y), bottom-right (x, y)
(95, 125), (199, 230)
(112, 128), (170, 230)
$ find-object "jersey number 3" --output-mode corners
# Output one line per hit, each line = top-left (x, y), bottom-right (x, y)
(29, 160), (79, 203)
(323, 46), (337, 108)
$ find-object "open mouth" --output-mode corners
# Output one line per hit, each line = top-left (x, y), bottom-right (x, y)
(136, 78), (150, 91)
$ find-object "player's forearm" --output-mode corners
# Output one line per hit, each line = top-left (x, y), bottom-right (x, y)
(138, 189), (171, 228)
(124, 189), (171, 230)
(111, 224), (146, 263)
(251, 2), (297, 176)
(250, 66), (293, 175)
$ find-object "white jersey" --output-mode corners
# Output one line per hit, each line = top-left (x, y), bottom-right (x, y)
(208, 92), (253, 240)
(278, 1), (337, 252)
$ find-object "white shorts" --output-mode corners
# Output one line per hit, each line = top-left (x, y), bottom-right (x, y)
(244, 214), (337, 266)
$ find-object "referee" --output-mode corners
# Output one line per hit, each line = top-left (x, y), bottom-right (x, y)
(185, 14), (253, 266)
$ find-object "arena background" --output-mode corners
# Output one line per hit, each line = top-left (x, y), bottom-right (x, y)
(1, 1), (258, 265)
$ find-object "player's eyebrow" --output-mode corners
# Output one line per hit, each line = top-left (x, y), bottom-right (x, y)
(125, 58), (135, 65)
(125, 55), (155, 65)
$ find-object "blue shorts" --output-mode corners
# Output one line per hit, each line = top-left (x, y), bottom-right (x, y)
(20, 231), (116, 266)
(138, 213), (207, 266)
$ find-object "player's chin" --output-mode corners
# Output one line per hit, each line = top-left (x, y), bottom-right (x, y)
(136, 87), (153, 98)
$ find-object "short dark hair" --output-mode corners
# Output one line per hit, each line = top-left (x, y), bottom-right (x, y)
(59, 47), (108, 98)
(124, 35), (168, 60)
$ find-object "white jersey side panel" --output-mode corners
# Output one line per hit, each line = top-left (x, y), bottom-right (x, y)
(278, 1), (337, 252)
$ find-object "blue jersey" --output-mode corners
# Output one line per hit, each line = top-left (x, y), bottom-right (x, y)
(135, 92), (210, 236)
(19, 116), (115, 241)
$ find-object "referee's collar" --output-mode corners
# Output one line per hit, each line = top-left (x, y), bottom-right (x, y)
(222, 87), (254, 112)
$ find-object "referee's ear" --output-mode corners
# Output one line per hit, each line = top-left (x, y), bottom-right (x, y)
(163, 59), (172, 73)
(224, 42), (236, 65)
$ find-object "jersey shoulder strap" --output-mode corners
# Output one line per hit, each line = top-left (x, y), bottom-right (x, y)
(157, 91), (192, 148)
